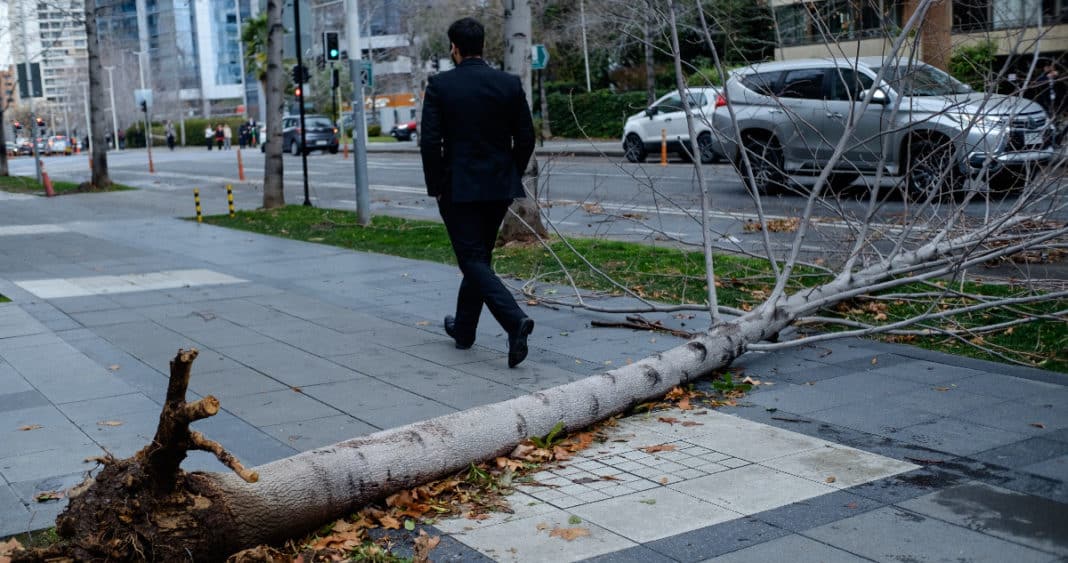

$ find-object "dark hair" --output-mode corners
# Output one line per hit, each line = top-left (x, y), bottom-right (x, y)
(447, 17), (484, 57)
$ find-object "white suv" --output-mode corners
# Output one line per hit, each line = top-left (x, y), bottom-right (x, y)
(622, 87), (730, 164)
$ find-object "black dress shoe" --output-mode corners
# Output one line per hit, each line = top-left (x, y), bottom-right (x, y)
(444, 315), (473, 349)
(508, 318), (535, 368)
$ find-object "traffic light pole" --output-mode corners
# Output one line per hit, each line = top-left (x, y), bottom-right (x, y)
(345, 0), (370, 226)
(293, 0), (312, 207)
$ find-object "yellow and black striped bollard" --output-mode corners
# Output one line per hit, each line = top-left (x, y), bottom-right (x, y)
(194, 188), (202, 223)
(226, 184), (235, 218)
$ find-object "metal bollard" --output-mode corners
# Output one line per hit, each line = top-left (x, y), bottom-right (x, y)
(226, 184), (235, 218)
(194, 188), (202, 223)
(237, 148), (246, 181)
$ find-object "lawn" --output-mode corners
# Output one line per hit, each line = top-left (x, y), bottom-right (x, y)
(0, 175), (136, 196)
(201, 206), (1067, 373)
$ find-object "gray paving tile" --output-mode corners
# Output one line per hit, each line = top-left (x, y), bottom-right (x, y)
(868, 359), (989, 385)
(218, 341), (360, 386)
(751, 488), (883, 532)
(0, 405), (96, 458)
(803, 505), (1053, 563)
(0, 481), (33, 537)
(571, 488), (740, 543)
(0, 441), (103, 483)
(453, 358), (589, 391)
(971, 438), (1068, 470)
(48, 295), (123, 314)
(952, 393), (1068, 436)
(942, 372), (1065, 400)
(899, 481), (1068, 556)
(188, 411), (297, 467)
(0, 389), (50, 414)
(702, 533), (871, 562)
(243, 317), (365, 357)
(68, 308), (148, 327)
(645, 516), (790, 562)
(881, 384), (1003, 416)
(1020, 455), (1068, 482)
(807, 399), (940, 437)
(898, 417), (1030, 456)
(301, 377), (457, 430)
(850, 468), (966, 504)
(187, 364), (288, 399)
(823, 352), (914, 372)
(399, 339), (505, 367)
(578, 545), (679, 563)
(262, 414), (378, 451)
(1000, 472), (1068, 505)
(57, 393), (161, 425)
(222, 389), (341, 427)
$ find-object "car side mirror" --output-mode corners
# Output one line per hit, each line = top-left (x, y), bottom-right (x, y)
(645, 107), (657, 118)
(860, 88), (890, 105)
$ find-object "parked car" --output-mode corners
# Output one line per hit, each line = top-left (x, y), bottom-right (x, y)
(716, 57), (1056, 197)
(33, 137), (47, 154)
(5, 141), (17, 156)
(16, 139), (32, 155)
(622, 87), (729, 164)
(281, 115), (339, 155)
(47, 135), (72, 155)
(390, 120), (418, 143)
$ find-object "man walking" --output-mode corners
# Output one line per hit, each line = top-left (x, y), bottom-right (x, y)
(420, 17), (537, 368)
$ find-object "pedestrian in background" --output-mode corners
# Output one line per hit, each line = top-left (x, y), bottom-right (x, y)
(223, 123), (233, 150)
(165, 121), (176, 151)
(117, 129), (125, 150)
(204, 125), (213, 150)
(239, 122), (248, 149)
(420, 17), (537, 368)
(215, 124), (224, 150)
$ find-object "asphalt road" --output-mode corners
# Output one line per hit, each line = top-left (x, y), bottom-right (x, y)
(10, 146), (1066, 282)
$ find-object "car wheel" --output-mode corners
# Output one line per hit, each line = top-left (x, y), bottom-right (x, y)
(904, 138), (963, 201)
(290, 140), (300, 156)
(624, 134), (647, 163)
(698, 132), (719, 164)
(740, 135), (787, 195)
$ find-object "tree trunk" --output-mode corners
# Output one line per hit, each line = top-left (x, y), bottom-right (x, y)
(85, 0), (112, 189)
(500, 0), (547, 242)
(261, 0), (285, 208)
(644, 3), (656, 107)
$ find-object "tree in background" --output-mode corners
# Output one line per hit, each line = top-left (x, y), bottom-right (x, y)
(262, 0), (285, 208)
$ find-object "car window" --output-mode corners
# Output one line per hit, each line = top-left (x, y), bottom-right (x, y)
(872, 65), (971, 96)
(657, 94), (684, 113)
(740, 71), (784, 96)
(306, 117), (333, 128)
(828, 69), (875, 101)
(781, 69), (826, 99)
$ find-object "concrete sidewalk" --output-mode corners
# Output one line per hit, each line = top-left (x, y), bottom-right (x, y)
(0, 186), (1065, 562)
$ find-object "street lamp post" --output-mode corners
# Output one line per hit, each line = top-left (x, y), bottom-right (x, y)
(104, 66), (120, 150)
(345, 0), (370, 225)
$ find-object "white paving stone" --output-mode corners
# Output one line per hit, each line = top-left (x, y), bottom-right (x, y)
(0, 224), (66, 235)
(671, 464), (839, 514)
(764, 444), (918, 489)
(570, 487), (741, 543)
(453, 508), (637, 562)
(15, 269), (247, 299)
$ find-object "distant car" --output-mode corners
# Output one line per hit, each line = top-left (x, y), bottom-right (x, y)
(16, 139), (32, 155)
(282, 115), (339, 155)
(47, 136), (71, 155)
(390, 120), (418, 143)
(622, 87), (728, 164)
(33, 137), (47, 154)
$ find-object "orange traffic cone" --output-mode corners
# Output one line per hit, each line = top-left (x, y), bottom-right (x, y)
(237, 148), (246, 181)
(41, 163), (55, 197)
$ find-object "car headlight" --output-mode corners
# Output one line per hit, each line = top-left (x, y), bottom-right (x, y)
(954, 113), (1005, 130)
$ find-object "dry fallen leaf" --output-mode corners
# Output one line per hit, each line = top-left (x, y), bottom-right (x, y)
(845, 502), (858, 509)
(415, 321), (430, 326)
(933, 386), (952, 392)
(1031, 422), (1046, 429)
(412, 529), (441, 563)
(659, 477), (669, 485)
(825, 476), (837, 484)
(677, 397), (693, 411)
(97, 420), (124, 427)
(740, 376), (762, 386)
(107, 364), (121, 371)
(681, 421), (704, 427)
(870, 357), (878, 365)
(640, 444), (678, 454)
(17, 425), (43, 431)
(35, 490), (63, 502)
(549, 527), (591, 541)
(657, 417), (680, 425)
(378, 515), (402, 529)
(0, 538), (24, 557)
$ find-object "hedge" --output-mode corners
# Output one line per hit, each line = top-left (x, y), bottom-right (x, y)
(123, 117), (251, 148)
(544, 90), (653, 139)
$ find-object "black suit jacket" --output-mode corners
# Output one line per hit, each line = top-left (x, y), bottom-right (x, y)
(420, 58), (536, 202)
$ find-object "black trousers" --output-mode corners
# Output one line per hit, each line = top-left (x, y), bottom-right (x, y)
(438, 197), (525, 341)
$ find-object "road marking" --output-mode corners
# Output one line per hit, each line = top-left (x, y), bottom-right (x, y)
(625, 227), (690, 238)
(15, 269), (247, 299)
(0, 224), (69, 236)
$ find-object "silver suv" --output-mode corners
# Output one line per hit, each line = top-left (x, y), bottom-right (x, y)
(716, 57), (1056, 197)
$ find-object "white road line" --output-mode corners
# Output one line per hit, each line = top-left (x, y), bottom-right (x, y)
(0, 224), (69, 236)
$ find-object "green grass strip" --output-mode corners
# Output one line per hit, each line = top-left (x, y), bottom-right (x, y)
(201, 206), (1066, 373)
(0, 175), (137, 195)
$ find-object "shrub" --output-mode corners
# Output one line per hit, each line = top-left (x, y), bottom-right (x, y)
(546, 89), (653, 139)
(368, 124), (382, 137)
(949, 41), (998, 91)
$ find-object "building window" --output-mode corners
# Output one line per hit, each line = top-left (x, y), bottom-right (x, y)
(776, 0), (901, 46)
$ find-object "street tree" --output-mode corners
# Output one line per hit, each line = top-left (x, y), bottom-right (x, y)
(261, 0), (286, 208)
(84, 0), (112, 189)
(18, 0), (1067, 559)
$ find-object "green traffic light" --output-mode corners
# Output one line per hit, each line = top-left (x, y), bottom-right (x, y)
(330, 49), (339, 58)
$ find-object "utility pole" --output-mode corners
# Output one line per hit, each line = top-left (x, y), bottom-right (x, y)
(19, 0), (43, 184)
(294, 0), (312, 206)
(345, 0), (370, 225)
(82, 83), (91, 151)
(104, 66), (120, 149)
(580, 0), (591, 92)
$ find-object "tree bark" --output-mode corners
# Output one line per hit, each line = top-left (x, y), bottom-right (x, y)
(500, 0), (548, 241)
(85, 0), (112, 189)
(261, 0), (285, 208)
(0, 106), (9, 177)
(538, 69), (551, 140)
(644, 1), (656, 107)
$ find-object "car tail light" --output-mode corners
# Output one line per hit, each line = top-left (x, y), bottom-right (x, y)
(715, 94), (727, 108)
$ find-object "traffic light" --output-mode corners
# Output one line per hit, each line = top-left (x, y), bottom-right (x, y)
(294, 86), (302, 98)
(291, 64), (310, 84)
(140, 99), (148, 113)
(324, 32), (340, 61)
(12, 121), (21, 130)
(35, 117), (45, 131)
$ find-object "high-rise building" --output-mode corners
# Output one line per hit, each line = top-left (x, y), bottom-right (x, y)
(0, 0), (84, 104)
